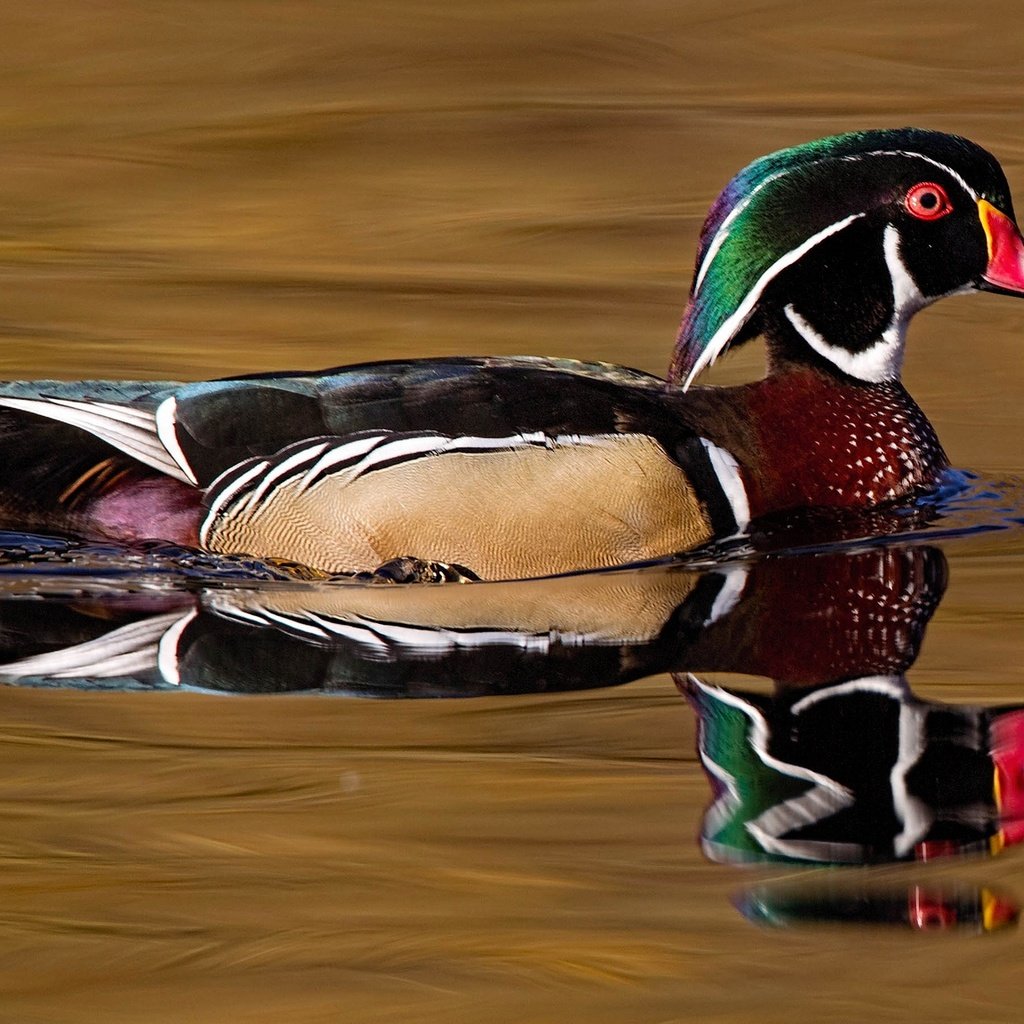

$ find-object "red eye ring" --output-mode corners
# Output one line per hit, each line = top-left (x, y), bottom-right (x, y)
(905, 181), (952, 221)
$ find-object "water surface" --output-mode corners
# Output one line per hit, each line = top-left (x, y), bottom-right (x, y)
(2, 3), (1024, 1022)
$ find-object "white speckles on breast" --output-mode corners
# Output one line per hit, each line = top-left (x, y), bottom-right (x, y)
(745, 371), (948, 514)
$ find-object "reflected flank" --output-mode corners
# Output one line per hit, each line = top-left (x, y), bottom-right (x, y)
(0, 541), (945, 696)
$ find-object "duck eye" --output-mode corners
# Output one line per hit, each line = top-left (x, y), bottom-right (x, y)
(905, 182), (952, 221)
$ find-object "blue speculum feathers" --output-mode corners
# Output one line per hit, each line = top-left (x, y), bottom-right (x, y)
(671, 127), (1012, 387)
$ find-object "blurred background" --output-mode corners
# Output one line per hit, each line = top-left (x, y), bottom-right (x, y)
(2, 3), (1024, 1022)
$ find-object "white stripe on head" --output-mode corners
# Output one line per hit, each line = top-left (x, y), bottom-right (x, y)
(860, 149), (977, 199)
(790, 674), (928, 858)
(688, 676), (858, 861)
(693, 169), (790, 297)
(789, 674), (909, 713)
(683, 212), (866, 390)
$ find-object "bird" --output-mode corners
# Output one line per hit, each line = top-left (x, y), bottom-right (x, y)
(0, 127), (1021, 581)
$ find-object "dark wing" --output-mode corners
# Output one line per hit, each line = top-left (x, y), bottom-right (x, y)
(169, 356), (678, 484)
(0, 358), (670, 489)
(0, 359), (746, 559)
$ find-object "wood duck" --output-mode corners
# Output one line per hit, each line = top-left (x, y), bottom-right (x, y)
(0, 128), (1022, 580)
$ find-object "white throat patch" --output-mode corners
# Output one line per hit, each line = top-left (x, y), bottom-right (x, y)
(783, 223), (929, 383)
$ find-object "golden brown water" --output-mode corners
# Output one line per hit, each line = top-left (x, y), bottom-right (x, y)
(2, 2), (1024, 1021)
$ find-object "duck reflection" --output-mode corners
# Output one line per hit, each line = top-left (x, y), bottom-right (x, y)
(0, 536), (1021, 931)
(0, 541), (946, 696)
(0, 540), (1019, 925)
(687, 671), (1024, 865)
(0, 556), (732, 695)
(3, 537), (1022, 864)
(677, 545), (1024, 870)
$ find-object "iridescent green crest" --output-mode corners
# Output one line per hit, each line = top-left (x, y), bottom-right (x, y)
(670, 128), (1009, 387)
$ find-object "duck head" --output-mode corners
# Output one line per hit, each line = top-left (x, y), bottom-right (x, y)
(671, 128), (1024, 389)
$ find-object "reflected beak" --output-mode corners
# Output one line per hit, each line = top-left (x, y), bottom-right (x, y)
(978, 199), (1024, 295)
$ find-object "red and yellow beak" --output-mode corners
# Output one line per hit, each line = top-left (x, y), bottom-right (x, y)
(978, 199), (1024, 295)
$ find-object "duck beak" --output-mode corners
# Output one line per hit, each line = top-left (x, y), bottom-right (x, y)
(978, 199), (1024, 295)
